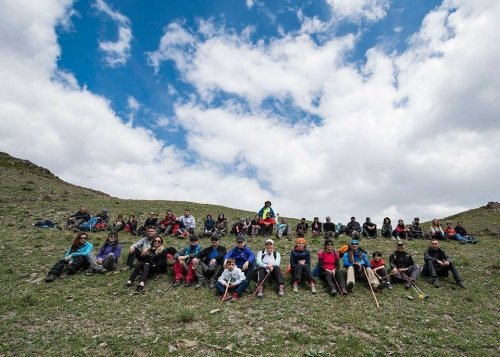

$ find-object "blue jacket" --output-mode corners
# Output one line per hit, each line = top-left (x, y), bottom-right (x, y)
(343, 249), (370, 268)
(175, 244), (202, 259)
(258, 206), (275, 219)
(96, 244), (123, 262)
(224, 245), (255, 268)
(65, 242), (93, 258)
(289, 248), (311, 268)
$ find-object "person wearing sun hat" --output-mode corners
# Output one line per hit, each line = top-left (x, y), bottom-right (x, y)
(289, 234), (316, 294)
(343, 239), (387, 293)
(255, 239), (285, 297)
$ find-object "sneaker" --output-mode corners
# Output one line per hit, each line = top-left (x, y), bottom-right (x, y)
(172, 280), (182, 287)
(45, 274), (58, 283)
(433, 278), (441, 288)
(278, 285), (284, 297)
(292, 282), (299, 293)
(347, 281), (354, 293)
(136, 284), (145, 293)
(257, 286), (263, 298)
(456, 280), (466, 289)
(330, 288), (338, 296)
(376, 281), (388, 291)
(340, 288), (348, 295)
(231, 292), (239, 302)
(387, 282), (393, 290)
(125, 281), (132, 289)
(209, 280), (216, 289)
(195, 280), (204, 289)
(184, 281), (192, 287)
(310, 283), (317, 294)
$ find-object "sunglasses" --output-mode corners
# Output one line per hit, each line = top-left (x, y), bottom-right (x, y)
(109, 235), (117, 238)
(153, 239), (162, 243)
(79, 236), (88, 239)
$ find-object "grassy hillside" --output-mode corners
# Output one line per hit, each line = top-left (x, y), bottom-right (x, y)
(0, 152), (499, 356)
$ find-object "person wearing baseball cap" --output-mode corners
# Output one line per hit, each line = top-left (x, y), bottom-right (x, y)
(191, 234), (227, 289)
(224, 235), (255, 280)
(389, 241), (421, 289)
(255, 239), (285, 297)
(172, 235), (202, 287)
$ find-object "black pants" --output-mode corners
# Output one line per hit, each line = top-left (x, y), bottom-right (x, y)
(292, 264), (313, 282)
(320, 269), (346, 290)
(260, 224), (273, 236)
(422, 260), (462, 281)
(126, 248), (148, 268)
(256, 267), (285, 287)
(49, 256), (89, 276)
(129, 262), (165, 283)
(238, 261), (255, 281)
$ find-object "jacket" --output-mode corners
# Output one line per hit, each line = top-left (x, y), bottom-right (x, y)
(177, 215), (196, 229)
(132, 236), (154, 250)
(218, 267), (246, 286)
(194, 245), (227, 266)
(65, 242), (93, 258)
(256, 249), (281, 268)
(317, 250), (340, 271)
(70, 210), (90, 221)
(424, 248), (452, 263)
(389, 251), (415, 269)
(96, 243), (122, 262)
(343, 249), (370, 268)
(345, 221), (361, 234)
(224, 245), (255, 268)
(289, 248), (311, 268)
(174, 244), (202, 259)
(258, 206), (275, 219)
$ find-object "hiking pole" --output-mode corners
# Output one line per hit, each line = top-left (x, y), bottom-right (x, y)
(220, 282), (231, 306)
(247, 270), (271, 305)
(332, 272), (345, 298)
(400, 270), (429, 299)
(363, 267), (380, 308)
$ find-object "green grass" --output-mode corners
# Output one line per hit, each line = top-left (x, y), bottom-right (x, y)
(0, 151), (499, 356)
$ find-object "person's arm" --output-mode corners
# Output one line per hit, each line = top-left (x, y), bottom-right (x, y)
(234, 269), (246, 286)
(343, 252), (352, 267)
(113, 245), (122, 261)
(389, 254), (396, 270)
(218, 270), (228, 285)
(289, 251), (297, 267)
(256, 251), (266, 268)
(71, 242), (93, 257)
(408, 254), (414, 266)
(275, 251), (281, 267)
(305, 251), (311, 267)
(246, 247), (255, 263)
(317, 252), (324, 271)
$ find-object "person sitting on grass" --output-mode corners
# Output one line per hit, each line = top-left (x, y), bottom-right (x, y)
(381, 217), (393, 238)
(203, 214), (216, 237)
(289, 235), (316, 294)
(275, 214), (290, 239)
(192, 234), (227, 288)
(45, 232), (93, 282)
(125, 235), (170, 292)
(136, 212), (159, 236)
(255, 239), (285, 298)
(215, 213), (228, 236)
(87, 231), (122, 273)
(388, 241), (421, 289)
(94, 209), (109, 231)
(454, 222), (478, 244)
(345, 217), (362, 238)
(343, 240), (388, 293)
(317, 240), (348, 296)
(250, 215), (261, 237)
(410, 218), (424, 239)
(229, 219), (246, 236)
(393, 219), (411, 240)
(370, 251), (391, 289)
(216, 258), (248, 302)
(259, 212), (276, 236)
(159, 209), (178, 235)
(323, 216), (335, 239)
(112, 214), (126, 232)
(177, 209), (196, 236)
(422, 239), (465, 288)
(126, 226), (156, 268)
(224, 236), (256, 280)
(362, 217), (377, 238)
(173, 235), (202, 287)
(295, 218), (309, 236)
(334, 222), (345, 238)
(430, 219), (446, 240)
(124, 215), (138, 235)
(311, 217), (323, 238)
(64, 206), (91, 230)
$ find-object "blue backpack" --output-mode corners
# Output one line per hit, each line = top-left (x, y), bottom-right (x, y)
(80, 217), (98, 231)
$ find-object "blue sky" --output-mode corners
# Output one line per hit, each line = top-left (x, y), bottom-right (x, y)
(1, 0), (499, 223)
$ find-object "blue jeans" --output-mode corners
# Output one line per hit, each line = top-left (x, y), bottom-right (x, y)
(216, 279), (248, 296)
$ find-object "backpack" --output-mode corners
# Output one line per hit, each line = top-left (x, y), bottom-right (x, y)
(261, 249), (277, 260)
(80, 217), (98, 231)
(312, 250), (339, 277)
(34, 219), (57, 229)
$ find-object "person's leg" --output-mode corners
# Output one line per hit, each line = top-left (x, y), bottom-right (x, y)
(185, 261), (196, 283)
(347, 266), (355, 290)
(48, 259), (67, 277)
(102, 253), (116, 270)
(173, 261), (184, 282)
(272, 267), (285, 287)
(86, 252), (102, 271)
(244, 261), (255, 281)
(235, 279), (249, 296)
(448, 262), (463, 282)
(365, 268), (380, 287)
(129, 262), (145, 282)
(334, 269), (347, 292)
(292, 265), (303, 282)
(408, 265), (421, 282)
(321, 271), (335, 290)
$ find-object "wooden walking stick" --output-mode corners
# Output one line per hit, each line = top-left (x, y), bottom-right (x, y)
(363, 267), (380, 308)
(220, 281), (231, 305)
(247, 270), (271, 305)
(332, 272), (345, 298)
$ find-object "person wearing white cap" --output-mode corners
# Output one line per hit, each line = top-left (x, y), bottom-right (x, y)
(255, 239), (285, 297)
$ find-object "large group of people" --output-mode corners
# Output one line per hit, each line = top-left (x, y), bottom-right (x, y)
(44, 201), (473, 302)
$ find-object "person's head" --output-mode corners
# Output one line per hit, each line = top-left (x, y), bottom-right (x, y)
(383, 217), (391, 224)
(324, 239), (334, 252)
(366, 217), (371, 222)
(372, 251), (382, 261)
(432, 219), (439, 226)
(146, 226), (156, 237)
(71, 232), (88, 251)
(300, 217), (306, 223)
(398, 219), (404, 225)
(446, 221), (452, 227)
(210, 235), (220, 247)
(218, 213), (224, 219)
(116, 214), (123, 220)
(313, 217), (319, 222)
(265, 239), (274, 251)
(296, 237), (306, 250)
(184, 209), (191, 217)
(166, 209), (172, 215)
(456, 221), (462, 227)
(101, 208), (108, 214)
(149, 211), (156, 218)
(326, 216), (331, 222)
(264, 201), (271, 207)
(189, 235), (199, 245)
(152, 236), (163, 249)
(236, 235), (245, 247)
(351, 216), (356, 222)
(226, 258), (236, 271)
(396, 241), (404, 251)
(430, 239), (439, 249)
(414, 217), (420, 223)
(106, 231), (119, 245)
(265, 212), (271, 219)
(129, 214), (135, 220)
(79, 206), (86, 212)
(206, 213), (213, 219)
(350, 239), (359, 251)
(281, 218), (286, 223)
(254, 214), (260, 221)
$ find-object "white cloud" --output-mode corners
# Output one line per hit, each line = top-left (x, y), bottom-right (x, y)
(94, 0), (132, 67)
(246, 0), (255, 9)
(326, 0), (390, 22)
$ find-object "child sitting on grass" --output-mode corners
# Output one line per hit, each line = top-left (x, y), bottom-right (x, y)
(216, 258), (248, 302)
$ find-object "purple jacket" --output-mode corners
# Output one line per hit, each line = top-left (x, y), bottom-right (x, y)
(96, 244), (122, 262)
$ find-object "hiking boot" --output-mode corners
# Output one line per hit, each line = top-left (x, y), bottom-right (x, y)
(405, 282), (411, 289)
(292, 282), (299, 293)
(231, 292), (239, 302)
(172, 280), (182, 287)
(257, 285), (263, 298)
(59, 271), (69, 280)
(340, 287), (348, 295)
(195, 280), (204, 289)
(330, 288), (338, 296)
(378, 281), (389, 290)
(136, 284), (145, 293)
(278, 285), (285, 297)
(347, 281), (354, 293)
(184, 281), (192, 287)
(310, 282), (317, 294)
(433, 278), (441, 288)
(209, 279), (216, 289)
(456, 280), (466, 289)
(45, 274), (58, 283)
(125, 281), (133, 289)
